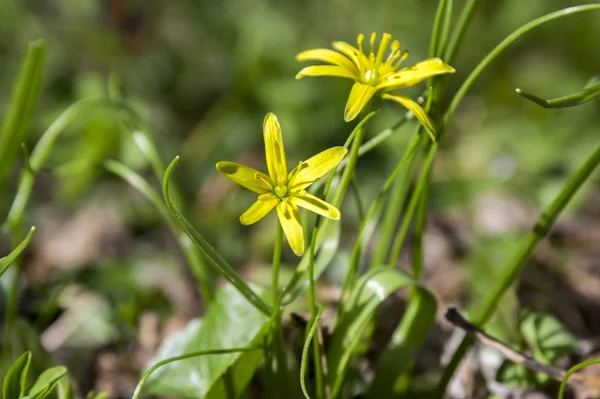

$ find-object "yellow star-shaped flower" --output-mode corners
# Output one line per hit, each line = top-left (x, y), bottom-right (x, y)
(296, 32), (456, 133)
(216, 113), (347, 256)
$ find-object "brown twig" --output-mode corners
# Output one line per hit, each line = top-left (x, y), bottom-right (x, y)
(445, 307), (600, 394)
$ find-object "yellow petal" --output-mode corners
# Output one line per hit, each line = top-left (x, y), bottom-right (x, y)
(216, 161), (272, 194)
(289, 192), (340, 220)
(332, 41), (367, 72)
(296, 48), (358, 74)
(239, 196), (279, 225)
(289, 146), (347, 190)
(344, 82), (378, 122)
(296, 65), (358, 80)
(382, 94), (436, 141)
(377, 58), (455, 91)
(276, 201), (304, 256)
(263, 113), (288, 182)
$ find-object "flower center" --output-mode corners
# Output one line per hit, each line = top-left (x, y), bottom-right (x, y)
(273, 185), (288, 198)
(364, 68), (380, 86)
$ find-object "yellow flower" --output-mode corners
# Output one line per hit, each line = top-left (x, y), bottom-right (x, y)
(216, 113), (347, 256)
(296, 32), (456, 132)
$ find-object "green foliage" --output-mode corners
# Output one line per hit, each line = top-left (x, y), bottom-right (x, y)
(143, 284), (269, 398)
(1, 352), (66, 399)
(0, 40), (45, 192)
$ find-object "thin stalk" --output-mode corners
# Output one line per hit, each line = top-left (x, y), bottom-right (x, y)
(412, 170), (430, 280)
(429, 0), (450, 58)
(271, 222), (288, 397)
(272, 223), (283, 306)
(443, 0), (482, 65)
(307, 228), (324, 399)
(371, 129), (423, 265)
(131, 347), (260, 399)
(443, 4), (600, 128)
(434, 138), (600, 397)
(387, 143), (438, 266)
(339, 133), (421, 307)
(350, 175), (365, 223)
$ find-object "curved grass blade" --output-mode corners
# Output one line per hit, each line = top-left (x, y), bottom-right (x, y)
(162, 156), (271, 315)
(133, 347), (261, 399)
(2, 351), (32, 399)
(516, 76), (600, 108)
(327, 267), (436, 398)
(558, 358), (600, 399)
(444, 4), (600, 127)
(0, 226), (35, 278)
(0, 40), (46, 190)
(300, 306), (324, 399)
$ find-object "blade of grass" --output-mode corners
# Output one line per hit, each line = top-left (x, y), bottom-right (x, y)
(162, 156), (271, 316)
(301, 306), (324, 399)
(0, 40), (46, 191)
(0, 227), (35, 279)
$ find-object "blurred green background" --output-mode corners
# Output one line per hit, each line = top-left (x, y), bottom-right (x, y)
(0, 0), (599, 394)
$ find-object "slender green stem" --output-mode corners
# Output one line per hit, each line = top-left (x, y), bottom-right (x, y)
(350, 175), (365, 223)
(435, 138), (600, 397)
(301, 307), (324, 399)
(339, 133), (421, 307)
(272, 223), (283, 306)
(131, 347), (260, 399)
(558, 358), (600, 399)
(438, 0), (454, 58)
(370, 131), (423, 265)
(443, 0), (481, 65)
(387, 143), (438, 266)
(516, 77), (600, 108)
(429, 0), (450, 58)
(306, 228), (324, 399)
(443, 4), (600, 128)
(411, 170), (430, 280)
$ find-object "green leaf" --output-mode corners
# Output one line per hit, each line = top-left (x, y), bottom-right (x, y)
(326, 268), (436, 398)
(143, 284), (270, 398)
(0, 40), (46, 190)
(0, 227), (35, 279)
(300, 307), (323, 399)
(57, 378), (74, 399)
(25, 367), (67, 399)
(2, 351), (31, 399)
(519, 310), (578, 365)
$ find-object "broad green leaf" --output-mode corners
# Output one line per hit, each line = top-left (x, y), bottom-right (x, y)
(25, 367), (67, 399)
(0, 227), (35, 279)
(326, 267), (436, 398)
(2, 351), (31, 399)
(0, 40), (46, 190)
(5, 320), (55, 382)
(144, 284), (270, 398)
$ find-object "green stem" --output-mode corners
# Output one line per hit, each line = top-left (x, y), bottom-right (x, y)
(307, 228), (324, 399)
(350, 174), (365, 223)
(411, 170), (430, 280)
(434, 138), (600, 397)
(443, 4), (600, 128)
(442, 0), (481, 65)
(429, 0), (450, 58)
(371, 129), (424, 265)
(131, 347), (260, 399)
(272, 223), (283, 306)
(387, 143), (438, 266)
(339, 133), (421, 306)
